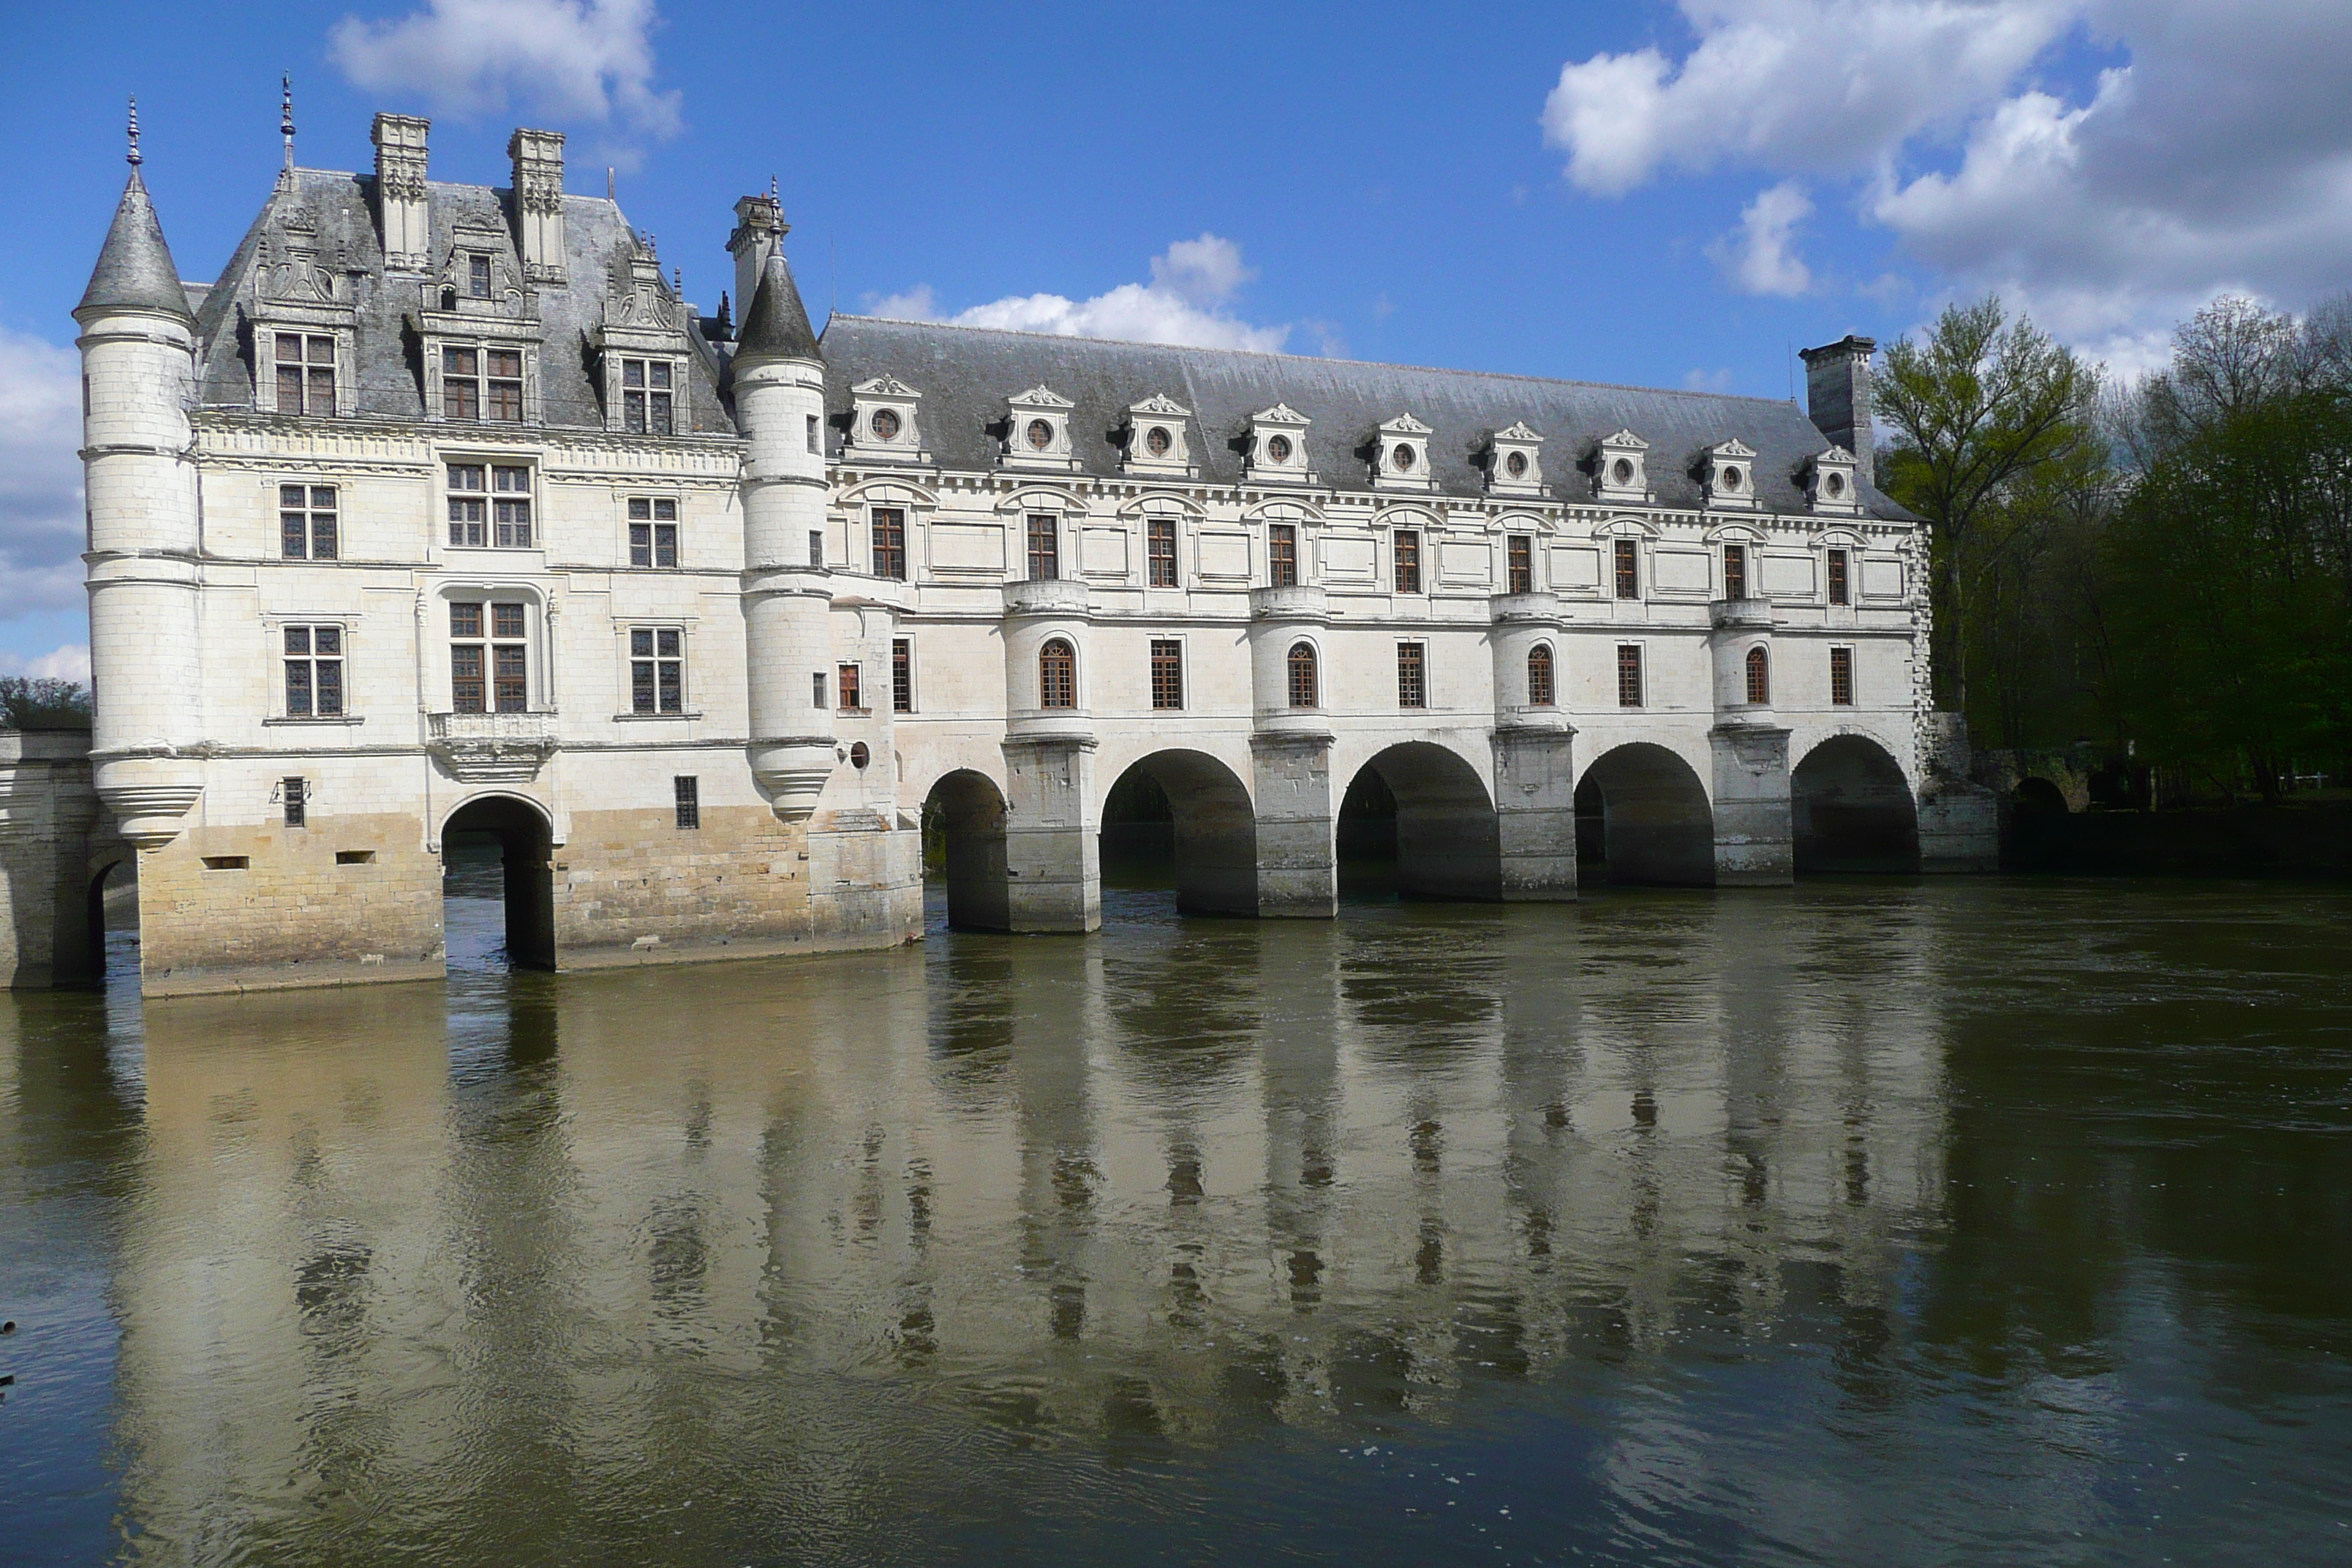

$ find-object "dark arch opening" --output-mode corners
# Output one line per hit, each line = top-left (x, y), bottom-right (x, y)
(1793, 736), (1921, 874)
(922, 770), (1011, 931)
(2005, 775), (2072, 872)
(1341, 743), (1500, 902)
(85, 859), (134, 983)
(442, 794), (556, 970)
(1575, 743), (1716, 886)
(1100, 751), (1258, 917)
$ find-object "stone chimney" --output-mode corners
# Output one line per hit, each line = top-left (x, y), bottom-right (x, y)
(728, 191), (785, 339)
(1799, 334), (1877, 472)
(508, 127), (566, 284)
(371, 113), (431, 272)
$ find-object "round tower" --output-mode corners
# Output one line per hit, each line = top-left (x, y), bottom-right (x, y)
(75, 110), (206, 850)
(728, 204), (836, 820)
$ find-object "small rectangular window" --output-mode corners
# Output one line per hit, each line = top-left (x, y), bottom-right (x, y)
(629, 627), (685, 715)
(486, 350), (524, 423)
(336, 850), (375, 865)
(872, 507), (908, 580)
(619, 357), (674, 435)
(447, 464), (489, 547)
(1723, 543), (1747, 600)
(1150, 638), (1184, 710)
(491, 465), (532, 547)
(1026, 513), (1059, 581)
(279, 484), (338, 559)
(1394, 529), (1422, 594)
(806, 414), (820, 455)
(1507, 534), (1533, 595)
(1617, 644), (1644, 708)
(273, 333), (336, 416)
(1831, 646), (1855, 706)
(283, 624), (344, 717)
(1147, 516), (1177, 587)
(809, 529), (824, 568)
(1397, 643), (1427, 709)
(1614, 539), (1640, 600)
(442, 347), (480, 421)
(837, 663), (862, 712)
(812, 671), (827, 709)
(1268, 524), (1298, 588)
(201, 856), (249, 871)
(282, 776), (306, 829)
(627, 497), (679, 568)
(674, 775), (701, 830)
(1828, 549), (1850, 606)
(892, 638), (913, 712)
(468, 254), (492, 297)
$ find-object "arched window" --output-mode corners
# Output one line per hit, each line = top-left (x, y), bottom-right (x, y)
(1745, 645), (1770, 706)
(1039, 638), (1077, 709)
(1286, 641), (1319, 709)
(1527, 644), (1556, 707)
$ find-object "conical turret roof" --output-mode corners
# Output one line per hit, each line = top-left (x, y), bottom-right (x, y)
(736, 250), (821, 363)
(76, 169), (192, 323)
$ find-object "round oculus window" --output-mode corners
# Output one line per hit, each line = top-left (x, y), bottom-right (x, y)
(1145, 425), (1172, 456)
(1722, 466), (1743, 490)
(850, 742), (871, 770)
(1825, 472), (1845, 497)
(1505, 451), (1529, 479)
(1612, 457), (1635, 483)
(1393, 443), (1417, 472)
(1026, 418), (1054, 451)
(870, 407), (901, 441)
(1267, 434), (1294, 463)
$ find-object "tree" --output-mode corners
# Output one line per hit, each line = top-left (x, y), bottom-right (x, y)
(1877, 298), (2102, 716)
(0, 677), (93, 729)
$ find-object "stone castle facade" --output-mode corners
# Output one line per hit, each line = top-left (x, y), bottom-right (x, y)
(4, 110), (1992, 995)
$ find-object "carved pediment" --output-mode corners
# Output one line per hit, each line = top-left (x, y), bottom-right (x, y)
(1708, 437), (1758, 459)
(1495, 420), (1542, 443)
(603, 248), (680, 333)
(1378, 412), (1433, 435)
(1131, 392), (1191, 418)
(1599, 428), (1648, 451)
(856, 374), (922, 399)
(1010, 385), (1074, 410)
(1253, 402), (1310, 426)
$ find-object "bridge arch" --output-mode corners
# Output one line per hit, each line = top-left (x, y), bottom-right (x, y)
(921, 769), (1011, 930)
(1575, 742), (1716, 886)
(1343, 741), (1501, 900)
(1793, 734), (1920, 874)
(440, 792), (557, 969)
(1099, 747), (1259, 917)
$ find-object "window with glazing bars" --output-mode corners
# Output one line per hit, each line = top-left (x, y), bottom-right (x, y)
(1394, 529), (1422, 593)
(1397, 643), (1427, 709)
(630, 627), (683, 714)
(274, 333), (335, 415)
(1026, 514), (1059, 580)
(1614, 538), (1640, 599)
(872, 507), (907, 579)
(619, 357), (674, 434)
(1616, 644), (1643, 708)
(1723, 543), (1747, 600)
(1269, 524), (1298, 587)
(1039, 638), (1077, 709)
(1527, 644), (1555, 706)
(280, 485), (338, 559)
(627, 497), (678, 567)
(468, 254), (492, 297)
(442, 346), (523, 421)
(837, 663), (863, 712)
(1507, 534), (1533, 594)
(451, 601), (527, 713)
(1288, 642), (1318, 708)
(1150, 639), (1184, 709)
(283, 625), (344, 716)
(892, 638), (913, 712)
(1745, 645), (1770, 705)
(282, 777), (306, 829)
(1830, 646), (1855, 706)
(1827, 549), (1850, 606)
(447, 464), (532, 547)
(673, 775), (700, 829)
(1147, 516), (1177, 587)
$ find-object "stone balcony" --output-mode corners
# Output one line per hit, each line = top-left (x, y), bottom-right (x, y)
(428, 710), (560, 783)
(1490, 591), (1562, 625)
(1002, 578), (1091, 618)
(1709, 597), (1776, 630)
(1249, 584), (1327, 621)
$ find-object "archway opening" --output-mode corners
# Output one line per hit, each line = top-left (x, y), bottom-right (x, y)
(1793, 736), (1921, 874)
(441, 795), (556, 971)
(1344, 744), (1500, 902)
(2006, 775), (2071, 872)
(1100, 751), (1257, 917)
(922, 770), (1011, 932)
(86, 859), (135, 982)
(1575, 743), (1716, 886)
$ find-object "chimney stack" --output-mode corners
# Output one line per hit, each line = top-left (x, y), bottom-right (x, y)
(1799, 334), (1877, 474)
(509, 128), (567, 284)
(728, 191), (785, 340)
(371, 113), (431, 272)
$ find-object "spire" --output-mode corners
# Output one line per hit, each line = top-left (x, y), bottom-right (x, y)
(78, 117), (192, 324)
(279, 74), (295, 173)
(736, 249), (821, 362)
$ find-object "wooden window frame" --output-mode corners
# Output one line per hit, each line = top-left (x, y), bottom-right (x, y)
(1830, 645), (1855, 706)
(1613, 538), (1640, 600)
(630, 626), (685, 715)
(1744, 644), (1770, 706)
(1396, 642), (1428, 709)
(1287, 641), (1319, 709)
(279, 483), (339, 560)
(1507, 533), (1534, 595)
(1150, 638), (1185, 711)
(1723, 543), (1747, 600)
(1526, 643), (1556, 707)
(871, 506), (908, 581)
(1268, 523), (1299, 588)
(272, 333), (336, 417)
(627, 497), (679, 568)
(1026, 513), (1060, 581)
(673, 775), (700, 830)
(1616, 644), (1644, 709)
(1039, 638), (1077, 709)
(282, 624), (345, 717)
(892, 638), (914, 713)
(1394, 529), (1422, 595)
(1147, 515), (1178, 587)
(1827, 549), (1850, 606)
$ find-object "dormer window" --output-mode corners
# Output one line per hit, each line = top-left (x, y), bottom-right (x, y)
(619, 357), (674, 434)
(1123, 393), (1194, 477)
(274, 333), (337, 417)
(1702, 439), (1759, 509)
(1808, 445), (1862, 514)
(469, 254), (492, 298)
(872, 408), (901, 441)
(846, 375), (925, 463)
(1268, 435), (1293, 462)
(1594, 429), (1649, 503)
(1487, 421), (1545, 497)
(442, 347), (524, 422)
(1244, 404), (1313, 485)
(1373, 413), (1436, 491)
(1002, 386), (1076, 471)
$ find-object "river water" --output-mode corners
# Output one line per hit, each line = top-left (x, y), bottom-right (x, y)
(4, 877), (2348, 1566)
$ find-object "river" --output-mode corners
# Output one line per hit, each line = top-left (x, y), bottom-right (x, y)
(4, 877), (2348, 1565)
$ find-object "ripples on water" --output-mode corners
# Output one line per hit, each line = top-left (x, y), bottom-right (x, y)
(3, 876), (2349, 1566)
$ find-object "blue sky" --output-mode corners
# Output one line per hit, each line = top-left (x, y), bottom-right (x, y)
(7, 1), (2351, 674)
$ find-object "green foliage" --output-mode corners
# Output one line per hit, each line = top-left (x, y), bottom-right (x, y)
(0, 676), (93, 730)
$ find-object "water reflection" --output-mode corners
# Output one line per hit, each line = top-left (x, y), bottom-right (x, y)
(3, 881), (2349, 1564)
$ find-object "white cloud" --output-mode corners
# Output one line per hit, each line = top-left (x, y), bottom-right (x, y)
(0, 644), (92, 684)
(870, 236), (1291, 353)
(0, 326), (88, 621)
(330, 0), (682, 143)
(1683, 366), (1737, 392)
(1710, 180), (1815, 295)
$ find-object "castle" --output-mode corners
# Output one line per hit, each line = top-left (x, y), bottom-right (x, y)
(0, 108), (1993, 995)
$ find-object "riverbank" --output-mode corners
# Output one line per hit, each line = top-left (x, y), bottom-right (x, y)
(2005, 799), (2352, 878)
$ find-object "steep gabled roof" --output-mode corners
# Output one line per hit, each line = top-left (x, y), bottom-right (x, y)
(77, 170), (193, 322)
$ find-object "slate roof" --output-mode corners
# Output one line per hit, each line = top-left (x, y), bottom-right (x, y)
(735, 252), (822, 363)
(821, 315), (1907, 519)
(78, 170), (195, 322)
(190, 167), (733, 434)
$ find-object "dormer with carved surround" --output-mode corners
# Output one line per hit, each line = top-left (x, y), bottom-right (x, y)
(1372, 412), (1436, 492)
(596, 241), (690, 436)
(1122, 393), (1196, 478)
(1485, 421), (1546, 498)
(1002, 385), (1077, 472)
(1592, 429), (1651, 504)
(251, 206), (358, 418)
(1243, 404), (1314, 485)
(420, 222), (543, 426)
(1700, 437), (1760, 510)
(1806, 444), (1863, 515)
(845, 375), (927, 464)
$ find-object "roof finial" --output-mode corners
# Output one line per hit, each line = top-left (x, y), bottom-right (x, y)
(769, 173), (777, 203)
(606, 166), (615, 200)
(127, 97), (142, 167)
(279, 74), (295, 172)
(645, 230), (657, 261)
(672, 264), (683, 298)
